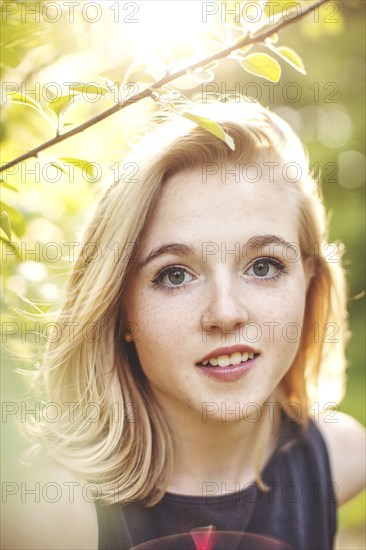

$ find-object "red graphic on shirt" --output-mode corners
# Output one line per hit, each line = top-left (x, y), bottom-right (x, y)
(190, 525), (216, 550)
(131, 528), (293, 549)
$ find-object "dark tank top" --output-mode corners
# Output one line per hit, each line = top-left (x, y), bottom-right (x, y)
(95, 416), (337, 550)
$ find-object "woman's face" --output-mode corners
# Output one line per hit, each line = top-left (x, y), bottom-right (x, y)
(124, 163), (312, 422)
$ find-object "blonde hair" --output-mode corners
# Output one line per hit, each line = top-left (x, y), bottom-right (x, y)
(27, 100), (348, 506)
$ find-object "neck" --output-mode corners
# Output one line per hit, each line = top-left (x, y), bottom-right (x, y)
(158, 394), (281, 496)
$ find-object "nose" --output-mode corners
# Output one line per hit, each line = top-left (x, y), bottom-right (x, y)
(201, 275), (249, 335)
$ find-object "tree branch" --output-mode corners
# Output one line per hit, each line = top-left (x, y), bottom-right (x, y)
(0, 0), (329, 174)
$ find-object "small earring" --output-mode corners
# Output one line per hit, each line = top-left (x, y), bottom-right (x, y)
(124, 332), (134, 342)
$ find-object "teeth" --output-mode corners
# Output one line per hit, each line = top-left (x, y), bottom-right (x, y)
(231, 352), (242, 365)
(201, 351), (256, 368)
(217, 355), (230, 368)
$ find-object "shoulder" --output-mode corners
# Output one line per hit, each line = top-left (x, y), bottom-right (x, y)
(316, 411), (366, 505)
(1, 452), (98, 549)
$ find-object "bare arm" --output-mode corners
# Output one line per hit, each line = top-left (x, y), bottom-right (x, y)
(317, 411), (366, 505)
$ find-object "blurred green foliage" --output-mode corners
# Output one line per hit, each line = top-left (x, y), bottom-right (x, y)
(1, 0), (364, 539)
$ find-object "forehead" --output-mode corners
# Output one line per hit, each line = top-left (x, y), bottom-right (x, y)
(140, 164), (300, 249)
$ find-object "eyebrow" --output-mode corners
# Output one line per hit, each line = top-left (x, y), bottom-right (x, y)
(245, 235), (298, 256)
(135, 235), (299, 271)
(135, 243), (194, 271)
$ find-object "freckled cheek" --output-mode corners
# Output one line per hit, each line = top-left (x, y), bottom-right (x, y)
(129, 294), (193, 357)
(259, 292), (305, 323)
(248, 293), (305, 371)
(278, 297), (306, 325)
(259, 289), (306, 354)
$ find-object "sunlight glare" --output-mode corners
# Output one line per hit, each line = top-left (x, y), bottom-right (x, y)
(121, 1), (208, 52)
(103, 0), (218, 66)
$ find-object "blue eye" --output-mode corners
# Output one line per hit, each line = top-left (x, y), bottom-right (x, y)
(245, 258), (285, 279)
(151, 266), (195, 291)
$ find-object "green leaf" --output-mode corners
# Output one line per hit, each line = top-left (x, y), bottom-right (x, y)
(0, 202), (26, 238)
(202, 30), (225, 45)
(125, 63), (155, 84)
(0, 211), (12, 241)
(0, 234), (10, 245)
(240, 53), (281, 82)
(6, 93), (55, 127)
(58, 158), (97, 178)
(1, 46), (22, 68)
(0, 179), (18, 192)
(48, 94), (81, 117)
(50, 162), (69, 176)
(0, 235), (20, 258)
(69, 84), (111, 96)
(100, 57), (136, 85)
(266, 33), (279, 44)
(274, 46), (306, 75)
(7, 92), (43, 114)
(182, 112), (235, 151)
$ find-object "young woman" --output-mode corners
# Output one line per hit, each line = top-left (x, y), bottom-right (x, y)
(3, 100), (365, 550)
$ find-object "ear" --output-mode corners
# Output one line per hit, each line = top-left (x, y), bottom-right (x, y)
(303, 255), (316, 292)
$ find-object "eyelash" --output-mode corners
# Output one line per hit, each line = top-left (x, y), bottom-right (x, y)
(150, 257), (288, 293)
(151, 265), (195, 293)
(247, 257), (288, 282)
